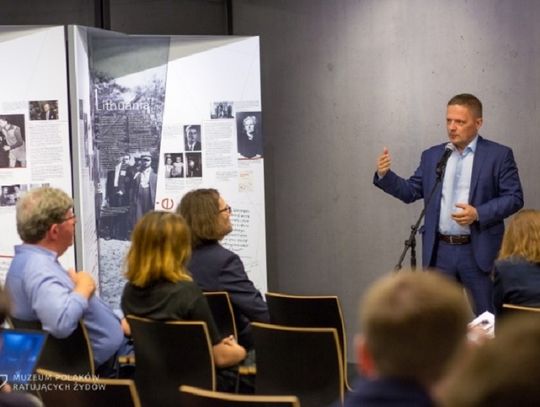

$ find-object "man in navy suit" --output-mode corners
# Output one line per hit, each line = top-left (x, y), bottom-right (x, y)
(374, 94), (523, 314)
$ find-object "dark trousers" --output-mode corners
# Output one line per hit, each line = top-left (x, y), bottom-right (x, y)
(434, 240), (494, 315)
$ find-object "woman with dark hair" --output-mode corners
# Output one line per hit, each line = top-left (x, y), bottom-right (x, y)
(178, 189), (269, 350)
(121, 211), (246, 368)
(493, 209), (540, 314)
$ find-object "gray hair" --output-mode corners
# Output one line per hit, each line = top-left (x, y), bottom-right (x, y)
(16, 187), (73, 243)
(243, 115), (257, 126)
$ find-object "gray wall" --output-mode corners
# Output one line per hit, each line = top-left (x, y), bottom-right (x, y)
(0, 0), (97, 26)
(0, 0), (229, 34)
(109, 0), (228, 35)
(233, 0), (540, 361)
(3, 0), (540, 363)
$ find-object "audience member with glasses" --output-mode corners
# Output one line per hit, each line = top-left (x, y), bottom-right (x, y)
(178, 188), (269, 351)
(5, 187), (132, 377)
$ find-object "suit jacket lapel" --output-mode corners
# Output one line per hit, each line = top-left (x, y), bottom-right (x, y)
(469, 135), (485, 203)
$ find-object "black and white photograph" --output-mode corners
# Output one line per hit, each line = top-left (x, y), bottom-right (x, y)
(183, 124), (202, 151)
(163, 153), (173, 178)
(130, 153), (158, 226)
(0, 114), (26, 168)
(102, 153), (134, 241)
(210, 101), (234, 119)
(185, 152), (202, 178)
(0, 184), (25, 207)
(236, 111), (263, 159)
(167, 153), (185, 178)
(89, 33), (169, 309)
(29, 100), (59, 120)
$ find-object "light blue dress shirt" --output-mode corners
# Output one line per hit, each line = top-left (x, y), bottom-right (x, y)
(438, 136), (478, 235)
(5, 244), (125, 366)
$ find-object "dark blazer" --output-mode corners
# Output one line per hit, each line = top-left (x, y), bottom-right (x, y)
(343, 377), (434, 407)
(238, 131), (262, 159)
(374, 136), (523, 272)
(185, 140), (201, 151)
(188, 240), (270, 349)
(493, 257), (540, 315)
(106, 165), (133, 207)
(40, 110), (57, 120)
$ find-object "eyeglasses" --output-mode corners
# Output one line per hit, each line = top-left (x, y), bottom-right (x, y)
(218, 205), (232, 214)
(62, 214), (77, 223)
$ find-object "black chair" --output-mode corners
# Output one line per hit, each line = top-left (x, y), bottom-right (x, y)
(126, 315), (216, 407)
(179, 385), (301, 406)
(203, 291), (253, 390)
(8, 317), (95, 375)
(252, 322), (344, 407)
(36, 368), (141, 407)
(264, 292), (350, 389)
(203, 291), (238, 339)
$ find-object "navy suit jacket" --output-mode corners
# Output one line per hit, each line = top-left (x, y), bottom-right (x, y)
(342, 377), (434, 407)
(188, 240), (270, 349)
(374, 136), (523, 272)
(493, 258), (540, 315)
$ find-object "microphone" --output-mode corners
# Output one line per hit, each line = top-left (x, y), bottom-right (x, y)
(436, 142), (455, 178)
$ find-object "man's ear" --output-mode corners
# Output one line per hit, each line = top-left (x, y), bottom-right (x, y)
(46, 223), (60, 241)
(475, 117), (483, 130)
(355, 334), (377, 378)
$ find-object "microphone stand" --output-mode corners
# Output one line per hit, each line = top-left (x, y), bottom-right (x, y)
(394, 160), (448, 271)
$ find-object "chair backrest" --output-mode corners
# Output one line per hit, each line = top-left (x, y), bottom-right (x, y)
(264, 292), (350, 388)
(8, 317), (95, 376)
(36, 368), (141, 407)
(126, 315), (216, 407)
(203, 291), (238, 339)
(252, 322), (344, 407)
(502, 304), (540, 314)
(179, 385), (301, 406)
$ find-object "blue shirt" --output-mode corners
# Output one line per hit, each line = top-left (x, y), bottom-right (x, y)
(439, 136), (478, 235)
(5, 244), (125, 366)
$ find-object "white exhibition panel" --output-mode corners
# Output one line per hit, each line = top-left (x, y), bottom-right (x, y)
(0, 25), (74, 282)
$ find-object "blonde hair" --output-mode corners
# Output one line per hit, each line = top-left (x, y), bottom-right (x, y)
(125, 211), (192, 287)
(360, 271), (470, 386)
(498, 209), (540, 263)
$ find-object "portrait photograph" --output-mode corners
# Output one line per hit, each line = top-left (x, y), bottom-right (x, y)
(0, 114), (26, 168)
(183, 124), (202, 151)
(0, 184), (26, 207)
(167, 153), (185, 178)
(236, 111), (263, 159)
(29, 100), (59, 120)
(185, 152), (202, 178)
